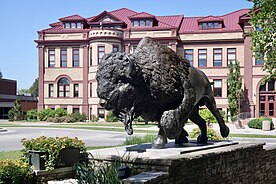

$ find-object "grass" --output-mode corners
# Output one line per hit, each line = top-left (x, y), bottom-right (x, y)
(0, 150), (22, 160)
(123, 134), (156, 145)
(229, 134), (276, 138)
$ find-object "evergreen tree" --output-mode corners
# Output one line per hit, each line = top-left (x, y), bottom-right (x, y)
(227, 61), (242, 117)
(0, 70), (3, 79)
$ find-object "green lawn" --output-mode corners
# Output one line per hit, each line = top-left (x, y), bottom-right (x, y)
(0, 150), (22, 160)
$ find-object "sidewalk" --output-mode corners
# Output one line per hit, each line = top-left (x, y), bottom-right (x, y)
(1, 119), (276, 136)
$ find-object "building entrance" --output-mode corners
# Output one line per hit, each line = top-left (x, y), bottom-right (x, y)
(259, 80), (276, 117)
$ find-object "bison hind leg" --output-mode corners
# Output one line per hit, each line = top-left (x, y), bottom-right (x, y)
(189, 106), (208, 144)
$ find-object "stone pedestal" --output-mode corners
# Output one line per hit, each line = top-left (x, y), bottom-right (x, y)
(89, 140), (276, 184)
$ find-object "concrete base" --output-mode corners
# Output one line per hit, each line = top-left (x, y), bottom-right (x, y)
(89, 140), (238, 160)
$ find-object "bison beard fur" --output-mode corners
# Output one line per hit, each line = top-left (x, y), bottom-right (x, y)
(96, 37), (229, 149)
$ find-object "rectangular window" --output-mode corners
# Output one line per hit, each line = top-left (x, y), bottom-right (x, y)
(133, 21), (139, 26)
(202, 23), (207, 29)
(73, 108), (79, 113)
(213, 48), (222, 67)
(213, 79), (222, 97)
(214, 22), (219, 28)
(98, 108), (105, 119)
(227, 48), (236, 65)
(139, 20), (145, 26)
(198, 49), (207, 67)
(146, 20), (151, 26)
(90, 82), (92, 97)
(48, 49), (55, 67)
(65, 23), (70, 29)
(98, 46), (105, 64)
(208, 22), (213, 28)
(112, 45), (119, 53)
(73, 48), (79, 67)
(71, 23), (76, 29)
(49, 84), (54, 97)
(74, 84), (79, 97)
(60, 48), (67, 67)
(184, 49), (193, 66)
(255, 52), (264, 65)
(90, 47), (92, 66)
(77, 23), (82, 28)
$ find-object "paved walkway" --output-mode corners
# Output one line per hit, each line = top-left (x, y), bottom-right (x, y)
(1, 119), (276, 135)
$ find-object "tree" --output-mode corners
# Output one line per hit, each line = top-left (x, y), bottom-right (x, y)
(29, 78), (38, 96)
(248, 0), (276, 80)
(227, 61), (242, 117)
(8, 99), (23, 121)
(0, 70), (3, 79)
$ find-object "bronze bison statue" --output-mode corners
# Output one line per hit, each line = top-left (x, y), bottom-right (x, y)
(96, 37), (229, 149)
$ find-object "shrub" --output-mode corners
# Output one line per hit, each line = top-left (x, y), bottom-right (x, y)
(38, 108), (55, 121)
(90, 114), (99, 122)
(248, 117), (274, 129)
(0, 159), (33, 184)
(123, 134), (156, 145)
(69, 112), (87, 122)
(26, 109), (38, 121)
(189, 128), (223, 140)
(54, 108), (67, 117)
(21, 136), (86, 171)
(105, 111), (118, 122)
(53, 116), (66, 123)
(64, 116), (75, 123)
(75, 158), (122, 184)
(46, 117), (53, 122)
(199, 109), (227, 124)
(134, 116), (145, 122)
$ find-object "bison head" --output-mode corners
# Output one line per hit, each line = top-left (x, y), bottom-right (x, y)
(96, 52), (140, 135)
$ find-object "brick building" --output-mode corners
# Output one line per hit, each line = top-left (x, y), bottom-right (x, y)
(35, 8), (275, 119)
(0, 78), (38, 119)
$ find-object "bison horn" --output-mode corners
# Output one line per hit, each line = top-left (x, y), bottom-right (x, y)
(126, 55), (135, 77)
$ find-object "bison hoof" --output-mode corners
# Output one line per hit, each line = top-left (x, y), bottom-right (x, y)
(220, 126), (230, 138)
(175, 136), (188, 145)
(197, 135), (208, 144)
(152, 135), (167, 149)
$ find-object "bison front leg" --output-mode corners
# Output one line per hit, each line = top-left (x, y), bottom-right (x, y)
(152, 126), (168, 149)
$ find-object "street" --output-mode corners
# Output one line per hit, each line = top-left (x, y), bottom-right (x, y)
(0, 127), (140, 151)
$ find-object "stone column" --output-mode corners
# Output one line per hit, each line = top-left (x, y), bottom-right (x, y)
(82, 45), (89, 116)
(37, 45), (44, 111)
(124, 43), (130, 54)
(243, 31), (255, 115)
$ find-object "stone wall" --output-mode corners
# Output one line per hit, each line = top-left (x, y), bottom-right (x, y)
(120, 143), (276, 184)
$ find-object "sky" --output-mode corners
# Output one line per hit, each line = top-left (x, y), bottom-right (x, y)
(0, 0), (253, 90)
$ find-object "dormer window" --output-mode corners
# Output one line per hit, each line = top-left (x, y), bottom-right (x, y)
(197, 16), (224, 30)
(64, 22), (83, 29)
(132, 19), (152, 27)
(201, 22), (222, 29)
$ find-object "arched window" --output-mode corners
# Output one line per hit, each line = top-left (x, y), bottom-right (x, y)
(58, 78), (70, 97)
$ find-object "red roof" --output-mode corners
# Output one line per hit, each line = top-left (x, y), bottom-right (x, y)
(197, 16), (223, 23)
(42, 8), (249, 33)
(109, 8), (137, 28)
(179, 9), (250, 33)
(128, 12), (156, 19)
(59, 14), (86, 22)
(156, 15), (183, 28)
